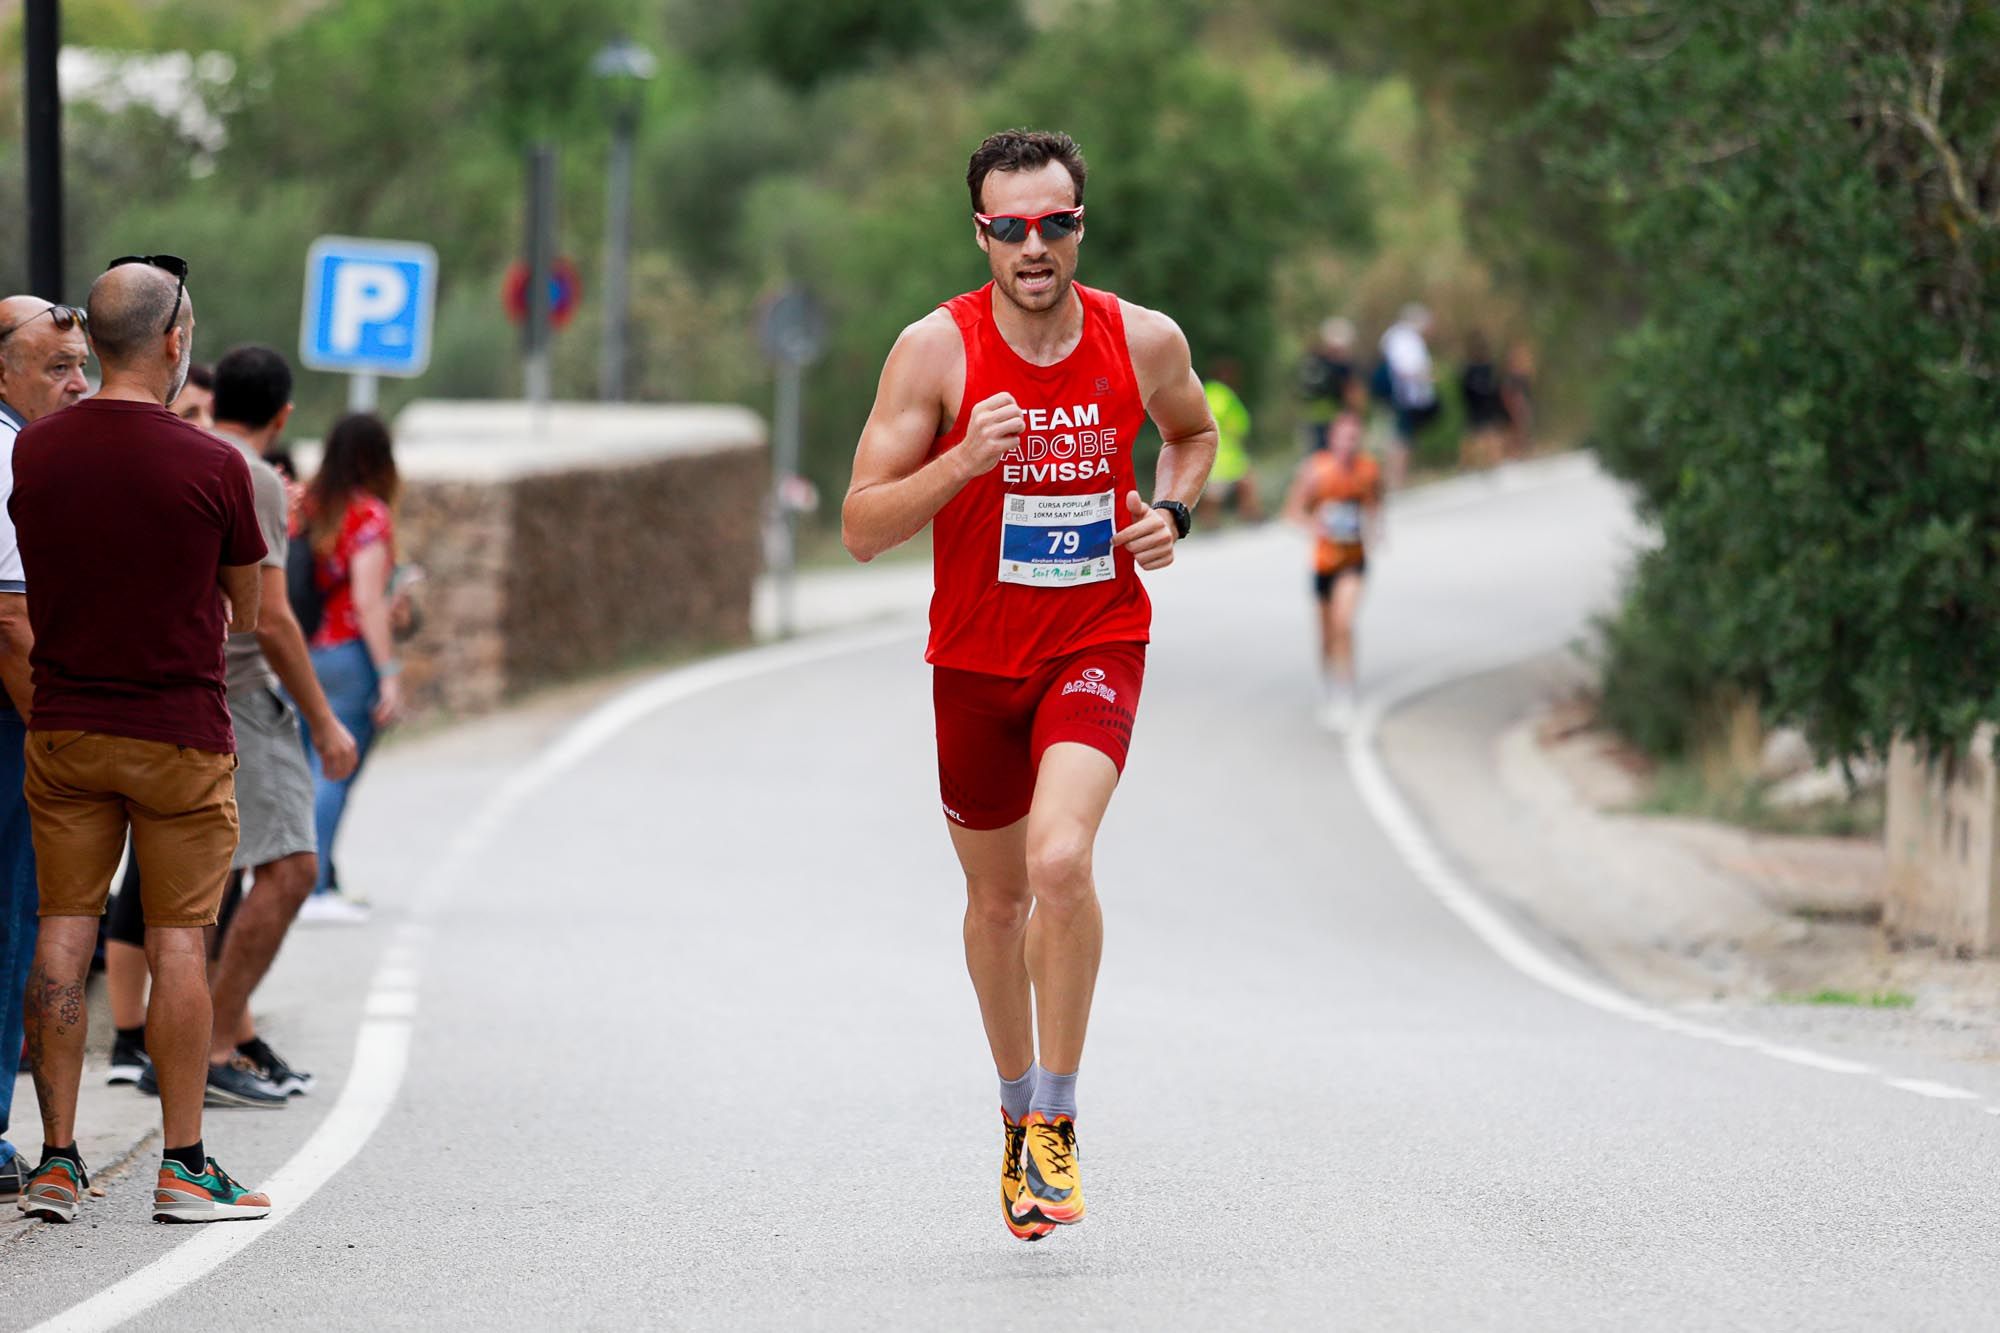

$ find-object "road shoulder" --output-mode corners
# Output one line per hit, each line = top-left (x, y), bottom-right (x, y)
(1377, 653), (2000, 1067)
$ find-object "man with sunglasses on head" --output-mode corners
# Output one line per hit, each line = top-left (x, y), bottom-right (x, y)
(0, 296), (89, 1206)
(843, 128), (1216, 1241)
(12, 257), (276, 1225)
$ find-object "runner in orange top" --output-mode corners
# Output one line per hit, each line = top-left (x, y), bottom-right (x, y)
(1281, 411), (1381, 731)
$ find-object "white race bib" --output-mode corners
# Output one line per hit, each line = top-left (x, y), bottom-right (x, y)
(998, 491), (1117, 588)
(1316, 499), (1363, 544)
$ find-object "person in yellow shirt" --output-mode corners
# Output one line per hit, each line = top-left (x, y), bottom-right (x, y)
(1202, 360), (1262, 522)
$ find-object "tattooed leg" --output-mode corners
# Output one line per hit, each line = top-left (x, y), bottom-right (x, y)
(23, 918), (97, 1149)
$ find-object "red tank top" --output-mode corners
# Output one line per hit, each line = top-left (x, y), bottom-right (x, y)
(926, 282), (1152, 677)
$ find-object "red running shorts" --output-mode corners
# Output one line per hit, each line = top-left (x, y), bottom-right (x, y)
(932, 640), (1146, 831)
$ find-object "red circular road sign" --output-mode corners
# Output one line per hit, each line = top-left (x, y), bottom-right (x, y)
(504, 258), (581, 329)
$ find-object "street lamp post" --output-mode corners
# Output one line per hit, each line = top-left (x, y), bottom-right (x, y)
(25, 0), (63, 300)
(592, 38), (657, 403)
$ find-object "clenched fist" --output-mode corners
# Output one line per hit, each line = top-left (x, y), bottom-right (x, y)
(1111, 490), (1179, 570)
(953, 392), (1024, 480)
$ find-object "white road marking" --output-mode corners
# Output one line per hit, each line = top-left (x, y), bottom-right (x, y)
(27, 621), (919, 1333)
(1884, 1078), (1983, 1101)
(35, 454), (1983, 1326)
(362, 991), (419, 1020)
(1348, 653), (1994, 1117)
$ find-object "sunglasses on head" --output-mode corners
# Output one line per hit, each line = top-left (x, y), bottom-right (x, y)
(973, 207), (1085, 245)
(0, 304), (86, 343)
(108, 254), (190, 334)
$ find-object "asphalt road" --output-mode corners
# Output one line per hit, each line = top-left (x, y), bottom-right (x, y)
(11, 456), (2000, 1331)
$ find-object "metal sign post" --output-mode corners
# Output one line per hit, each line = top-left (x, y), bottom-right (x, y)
(759, 287), (827, 639)
(24, 0), (62, 301)
(523, 143), (557, 412)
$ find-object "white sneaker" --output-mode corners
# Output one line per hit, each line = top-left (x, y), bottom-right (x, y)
(296, 893), (371, 926)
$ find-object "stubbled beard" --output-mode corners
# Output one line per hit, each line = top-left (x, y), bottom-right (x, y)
(996, 267), (1069, 315)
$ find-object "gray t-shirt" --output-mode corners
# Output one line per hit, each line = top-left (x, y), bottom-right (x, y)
(221, 436), (288, 699)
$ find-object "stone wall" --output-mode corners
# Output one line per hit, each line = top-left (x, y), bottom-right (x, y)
(1884, 726), (2000, 955)
(378, 401), (767, 721)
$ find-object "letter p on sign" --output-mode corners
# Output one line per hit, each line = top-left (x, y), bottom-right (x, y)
(329, 264), (410, 353)
(300, 236), (439, 377)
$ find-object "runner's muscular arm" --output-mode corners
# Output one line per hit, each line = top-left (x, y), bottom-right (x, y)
(1113, 302), (1218, 570)
(1279, 460), (1316, 532)
(843, 314), (1021, 564)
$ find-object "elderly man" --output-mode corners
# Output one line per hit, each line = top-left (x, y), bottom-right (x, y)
(0, 296), (88, 1205)
(13, 258), (274, 1225)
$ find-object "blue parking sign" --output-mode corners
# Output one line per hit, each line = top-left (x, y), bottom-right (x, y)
(300, 236), (438, 377)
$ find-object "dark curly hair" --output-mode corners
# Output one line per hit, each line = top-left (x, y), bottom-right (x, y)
(966, 129), (1086, 214)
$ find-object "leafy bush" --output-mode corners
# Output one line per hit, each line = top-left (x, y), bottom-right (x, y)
(1546, 0), (2000, 761)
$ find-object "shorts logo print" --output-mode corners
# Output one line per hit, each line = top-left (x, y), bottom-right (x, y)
(1061, 668), (1118, 704)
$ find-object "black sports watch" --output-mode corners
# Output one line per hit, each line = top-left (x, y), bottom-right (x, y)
(1152, 500), (1193, 539)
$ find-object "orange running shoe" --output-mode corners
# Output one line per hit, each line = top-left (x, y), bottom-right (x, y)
(18, 1154), (88, 1224)
(152, 1156), (272, 1224)
(1010, 1112), (1084, 1227)
(1001, 1111), (1056, 1241)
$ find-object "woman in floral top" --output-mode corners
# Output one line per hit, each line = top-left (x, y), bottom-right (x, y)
(298, 413), (403, 918)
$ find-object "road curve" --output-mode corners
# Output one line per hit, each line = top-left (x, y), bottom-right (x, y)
(13, 457), (2000, 1332)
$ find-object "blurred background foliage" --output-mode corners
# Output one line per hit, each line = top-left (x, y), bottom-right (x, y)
(4, 0), (1990, 762)
(0, 0), (1593, 499)
(1548, 0), (2000, 763)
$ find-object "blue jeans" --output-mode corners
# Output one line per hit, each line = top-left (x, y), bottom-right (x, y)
(0, 709), (38, 1153)
(299, 640), (379, 895)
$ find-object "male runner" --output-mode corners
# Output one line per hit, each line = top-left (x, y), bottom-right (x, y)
(1280, 411), (1381, 731)
(842, 129), (1216, 1241)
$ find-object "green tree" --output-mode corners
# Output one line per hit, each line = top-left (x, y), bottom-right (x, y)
(1546, 0), (2000, 760)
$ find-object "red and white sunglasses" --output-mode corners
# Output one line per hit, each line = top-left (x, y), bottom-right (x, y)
(972, 207), (1085, 244)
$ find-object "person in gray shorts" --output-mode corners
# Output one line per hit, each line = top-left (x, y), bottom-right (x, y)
(202, 345), (359, 1103)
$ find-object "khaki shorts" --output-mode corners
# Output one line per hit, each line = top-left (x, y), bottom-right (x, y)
(25, 730), (239, 928)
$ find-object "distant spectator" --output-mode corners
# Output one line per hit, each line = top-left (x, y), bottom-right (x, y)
(1458, 333), (1510, 470)
(173, 362), (214, 429)
(1372, 303), (1441, 489)
(1202, 358), (1263, 523)
(1503, 341), (1538, 459)
(13, 256), (274, 1224)
(295, 412), (403, 924)
(1297, 317), (1357, 453)
(0, 295), (89, 1205)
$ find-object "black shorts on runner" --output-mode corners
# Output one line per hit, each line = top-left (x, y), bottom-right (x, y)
(1313, 562), (1367, 601)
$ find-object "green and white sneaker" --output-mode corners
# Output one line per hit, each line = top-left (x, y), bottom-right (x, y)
(152, 1156), (272, 1224)
(19, 1154), (89, 1223)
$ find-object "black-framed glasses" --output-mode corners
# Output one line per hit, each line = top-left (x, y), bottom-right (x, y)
(108, 254), (189, 334)
(0, 304), (85, 343)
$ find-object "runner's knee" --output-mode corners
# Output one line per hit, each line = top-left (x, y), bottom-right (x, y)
(965, 879), (1032, 933)
(1026, 830), (1094, 908)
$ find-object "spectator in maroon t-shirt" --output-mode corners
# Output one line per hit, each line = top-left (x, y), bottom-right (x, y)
(10, 258), (276, 1225)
